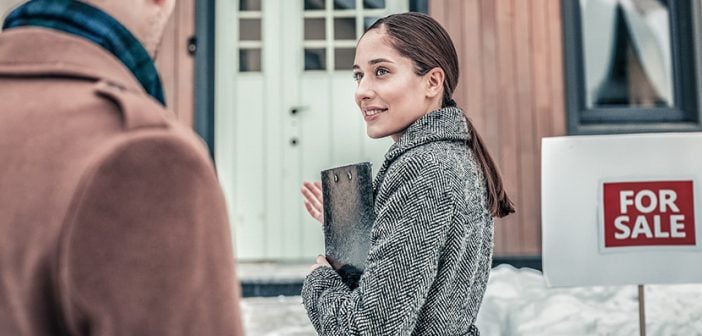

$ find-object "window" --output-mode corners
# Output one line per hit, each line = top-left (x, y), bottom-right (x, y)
(238, 0), (262, 72)
(302, 0), (426, 72)
(562, 0), (701, 134)
(303, 0), (390, 72)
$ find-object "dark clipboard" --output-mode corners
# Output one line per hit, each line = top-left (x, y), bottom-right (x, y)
(321, 162), (375, 273)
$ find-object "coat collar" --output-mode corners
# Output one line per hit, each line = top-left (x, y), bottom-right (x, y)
(373, 107), (470, 191)
(385, 107), (470, 162)
(0, 27), (144, 95)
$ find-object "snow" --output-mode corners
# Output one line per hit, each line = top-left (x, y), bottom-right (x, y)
(477, 265), (702, 335)
(241, 265), (702, 335)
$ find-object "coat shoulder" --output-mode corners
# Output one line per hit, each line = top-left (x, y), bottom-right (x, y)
(85, 76), (210, 161)
(387, 141), (471, 182)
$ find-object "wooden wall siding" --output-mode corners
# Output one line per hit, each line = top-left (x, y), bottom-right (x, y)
(156, 0), (195, 127)
(429, 0), (567, 256)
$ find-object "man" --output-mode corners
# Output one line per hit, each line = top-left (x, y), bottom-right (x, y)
(0, 0), (244, 334)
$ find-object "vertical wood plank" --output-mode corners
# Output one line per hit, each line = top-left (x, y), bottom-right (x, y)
(155, 0), (195, 128)
(530, 0), (550, 254)
(461, 0), (484, 134)
(513, 0), (539, 255)
(429, 0), (446, 28)
(478, 0), (506, 254)
(547, 0), (567, 136)
(495, 0), (521, 255)
(444, 0), (464, 106)
(175, 0), (195, 128)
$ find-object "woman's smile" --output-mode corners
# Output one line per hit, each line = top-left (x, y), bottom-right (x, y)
(362, 106), (388, 121)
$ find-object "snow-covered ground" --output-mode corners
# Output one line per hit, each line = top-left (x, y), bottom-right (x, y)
(241, 265), (702, 335)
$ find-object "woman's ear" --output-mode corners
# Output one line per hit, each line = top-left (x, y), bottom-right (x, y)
(425, 67), (445, 100)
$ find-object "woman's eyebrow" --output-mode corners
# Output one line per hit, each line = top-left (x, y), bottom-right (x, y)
(353, 58), (395, 70)
(369, 58), (393, 65)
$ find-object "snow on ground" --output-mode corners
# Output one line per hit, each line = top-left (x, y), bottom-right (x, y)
(477, 265), (702, 335)
(242, 265), (702, 335)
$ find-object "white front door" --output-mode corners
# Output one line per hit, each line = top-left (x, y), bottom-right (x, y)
(216, 0), (408, 261)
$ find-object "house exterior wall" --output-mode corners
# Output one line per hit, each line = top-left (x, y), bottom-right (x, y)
(154, 0), (196, 127)
(429, 0), (568, 256)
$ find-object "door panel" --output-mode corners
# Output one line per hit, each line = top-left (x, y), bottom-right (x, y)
(218, 0), (407, 261)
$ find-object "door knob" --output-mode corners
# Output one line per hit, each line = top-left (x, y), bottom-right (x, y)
(290, 106), (308, 116)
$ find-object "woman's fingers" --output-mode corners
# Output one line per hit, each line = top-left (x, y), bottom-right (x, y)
(309, 255), (331, 272)
(302, 182), (323, 212)
(303, 181), (323, 201)
(304, 200), (323, 223)
(301, 182), (324, 224)
(309, 181), (323, 200)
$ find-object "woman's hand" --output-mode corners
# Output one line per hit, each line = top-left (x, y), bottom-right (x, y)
(309, 255), (332, 271)
(301, 181), (324, 224)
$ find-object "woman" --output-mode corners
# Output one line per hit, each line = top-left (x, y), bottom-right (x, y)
(300, 12), (514, 335)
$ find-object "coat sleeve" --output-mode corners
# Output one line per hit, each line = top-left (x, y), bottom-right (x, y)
(56, 133), (244, 336)
(302, 154), (455, 335)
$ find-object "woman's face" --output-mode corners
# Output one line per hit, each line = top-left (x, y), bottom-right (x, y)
(353, 28), (440, 141)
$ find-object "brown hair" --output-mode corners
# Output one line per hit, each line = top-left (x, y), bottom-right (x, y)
(366, 12), (515, 218)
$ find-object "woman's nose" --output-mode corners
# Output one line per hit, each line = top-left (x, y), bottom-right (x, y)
(355, 78), (374, 101)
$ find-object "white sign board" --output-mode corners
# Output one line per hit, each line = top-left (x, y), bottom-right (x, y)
(542, 133), (702, 287)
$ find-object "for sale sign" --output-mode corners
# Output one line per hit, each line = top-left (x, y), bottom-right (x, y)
(602, 180), (696, 249)
(542, 133), (702, 287)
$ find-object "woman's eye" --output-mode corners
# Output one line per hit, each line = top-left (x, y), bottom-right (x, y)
(353, 72), (363, 81)
(375, 68), (389, 76)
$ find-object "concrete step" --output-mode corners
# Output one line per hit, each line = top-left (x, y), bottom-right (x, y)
(238, 262), (309, 297)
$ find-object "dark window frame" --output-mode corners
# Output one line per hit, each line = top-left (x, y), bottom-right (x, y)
(562, 0), (702, 135)
(195, 0), (216, 158)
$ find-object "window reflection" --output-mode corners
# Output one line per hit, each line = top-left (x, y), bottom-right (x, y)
(335, 48), (355, 70)
(304, 0), (325, 10)
(305, 48), (327, 70)
(581, 0), (673, 108)
(363, 0), (386, 9)
(239, 18), (261, 41)
(334, 18), (356, 40)
(239, 0), (261, 11)
(334, 0), (356, 10)
(305, 18), (326, 40)
(240, 49), (262, 72)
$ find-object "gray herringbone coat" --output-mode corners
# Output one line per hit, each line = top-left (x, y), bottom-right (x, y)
(302, 107), (494, 335)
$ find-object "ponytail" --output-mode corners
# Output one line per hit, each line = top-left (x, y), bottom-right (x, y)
(464, 115), (515, 218)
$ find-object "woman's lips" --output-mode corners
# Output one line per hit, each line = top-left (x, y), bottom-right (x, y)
(363, 108), (387, 121)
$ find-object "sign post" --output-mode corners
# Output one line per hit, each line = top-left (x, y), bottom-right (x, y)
(638, 284), (645, 336)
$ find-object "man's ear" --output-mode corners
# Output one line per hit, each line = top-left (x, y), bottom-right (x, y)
(425, 67), (445, 99)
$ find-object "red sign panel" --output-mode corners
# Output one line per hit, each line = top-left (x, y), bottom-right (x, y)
(603, 180), (696, 248)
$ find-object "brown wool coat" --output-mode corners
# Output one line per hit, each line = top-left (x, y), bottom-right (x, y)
(0, 27), (244, 335)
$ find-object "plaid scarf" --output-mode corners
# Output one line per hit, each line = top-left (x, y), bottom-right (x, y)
(2, 0), (166, 105)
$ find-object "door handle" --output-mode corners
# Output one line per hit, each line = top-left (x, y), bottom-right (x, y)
(290, 106), (308, 116)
